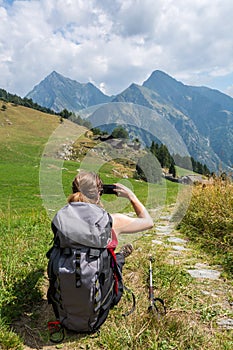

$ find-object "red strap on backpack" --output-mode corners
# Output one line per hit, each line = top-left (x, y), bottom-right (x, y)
(107, 247), (119, 294)
(48, 321), (65, 343)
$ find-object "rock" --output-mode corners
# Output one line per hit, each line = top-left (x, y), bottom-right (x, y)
(201, 290), (218, 298)
(156, 225), (172, 235)
(216, 318), (233, 330)
(160, 215), (173, 221)
(194, 262), (210, 269)
(172, 245), (188, 251)
(152, 239), (164, 245)
(187, 269), (221, 280)
(167, 237), (187, 244)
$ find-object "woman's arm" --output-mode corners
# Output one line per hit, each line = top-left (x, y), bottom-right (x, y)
(111, 183), (154, 235)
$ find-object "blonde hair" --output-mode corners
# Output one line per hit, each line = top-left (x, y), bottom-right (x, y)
(68, 171), (103, 205)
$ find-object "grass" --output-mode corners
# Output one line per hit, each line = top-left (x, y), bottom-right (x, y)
(0, 102), (232, 349)
(178, 178), (233, 278)
(0, 211), (50, 349)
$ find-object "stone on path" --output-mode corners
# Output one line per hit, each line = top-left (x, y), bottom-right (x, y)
(172, 245), (189, 251)
(216, 318), (233, 330)
(159, 215), (173, 221)
(187, 269), (221, 280)
(201, 290), (218, 298)
(152, 239), (164, 245)
(155, 225), (173, 235)
(167, 237), (187, 244)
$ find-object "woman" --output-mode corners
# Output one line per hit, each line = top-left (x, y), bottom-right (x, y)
(68, 170), (154, 256)
(47, 170), (154, 334)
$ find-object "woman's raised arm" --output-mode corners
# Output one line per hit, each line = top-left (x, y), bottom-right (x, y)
(111, 183), (154, 235)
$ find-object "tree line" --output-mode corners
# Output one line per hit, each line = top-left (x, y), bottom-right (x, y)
(0, 88), (58, 115)
(0, 88), (90, 128)
(173, 153), (210, 175)
(135, 141), (211, 184)
(151, 141), (210, 176)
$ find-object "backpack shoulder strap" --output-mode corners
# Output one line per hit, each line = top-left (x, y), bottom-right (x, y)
(46, 223), (60, 259)
(108, 248), (136, 316)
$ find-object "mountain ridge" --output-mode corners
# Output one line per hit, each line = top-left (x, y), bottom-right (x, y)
(26, 71), (111, 112)
(24, 70), (233, 171)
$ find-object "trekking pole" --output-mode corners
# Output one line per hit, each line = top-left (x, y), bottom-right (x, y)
(148, 256), (166, 317)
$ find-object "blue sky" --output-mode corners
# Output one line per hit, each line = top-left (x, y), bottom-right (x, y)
(1, 0), (233, 98)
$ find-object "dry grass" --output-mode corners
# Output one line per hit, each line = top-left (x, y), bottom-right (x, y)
(179, 178), (233, 277)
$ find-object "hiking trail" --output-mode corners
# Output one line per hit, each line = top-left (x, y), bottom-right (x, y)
(149, 207), (233, 332)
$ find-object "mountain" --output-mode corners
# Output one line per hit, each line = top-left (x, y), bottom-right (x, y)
(25, 70), (233, 171)
(123, 70), (233, 169)
(85, 99), (221, 171)
(26, 71), (111, 112)
(143, 70), (233, 137)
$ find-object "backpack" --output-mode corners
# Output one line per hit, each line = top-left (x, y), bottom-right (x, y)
(46, 202), (123, 334)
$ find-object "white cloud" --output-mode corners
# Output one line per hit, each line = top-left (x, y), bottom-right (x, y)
(226, 85), (233, 98)
(0, 0), (233, 97)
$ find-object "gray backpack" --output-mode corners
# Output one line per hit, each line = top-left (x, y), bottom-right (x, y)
(47, 202), (120, 335)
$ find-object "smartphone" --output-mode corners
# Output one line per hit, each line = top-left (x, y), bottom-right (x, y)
(102, 184), (117, 195)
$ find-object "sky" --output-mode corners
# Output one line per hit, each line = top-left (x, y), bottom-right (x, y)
(1, 0), (233, 98)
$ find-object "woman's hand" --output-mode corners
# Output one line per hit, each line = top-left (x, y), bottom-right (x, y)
(114, 183), (136, 201)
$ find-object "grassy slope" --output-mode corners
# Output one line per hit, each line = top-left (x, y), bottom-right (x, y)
(0, 102), (87, 213)
(1, 101), (231, 349)
(0, 102), (58, 211)
(0, 101), (180, 214)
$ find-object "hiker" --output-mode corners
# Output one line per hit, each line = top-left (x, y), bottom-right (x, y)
(69, 170), (154, 241)
(47, 170), (153, 334)
(71, 170), (153, 278)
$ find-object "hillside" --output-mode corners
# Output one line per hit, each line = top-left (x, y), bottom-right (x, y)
(0, 101), (88, 212)
(85, 97), (220, 171)
(0, 101), (156, 214)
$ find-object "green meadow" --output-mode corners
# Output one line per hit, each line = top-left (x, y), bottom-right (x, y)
(0, 102), (232, 349)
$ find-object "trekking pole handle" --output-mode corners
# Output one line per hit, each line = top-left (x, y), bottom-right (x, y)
(148, 256), (166, 316)
(149, 259), (154, 300)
